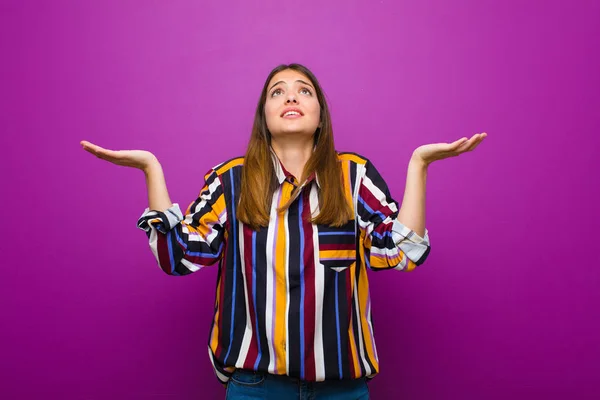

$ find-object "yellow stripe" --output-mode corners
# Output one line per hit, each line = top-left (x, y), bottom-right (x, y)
(215, 157), (244, 175)
(405, 257), (417, 272)
(209, 270), (222, 353)
(337, 153), (367, 165)
(212, 193), (227, 218)
(369, 249), (403, 269)
(273, 185), (290, 374)
(340, 159), (354, 211)
(192, 193), (226, 238)
(357, 241), (378, 371)
(347, 263), (361, 377)
(320, 249), (356, 259)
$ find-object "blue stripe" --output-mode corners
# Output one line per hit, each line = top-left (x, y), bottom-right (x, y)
(174, 228), (189, 250)
(370, 230), (393, 240)
(224, 169), (237, 363)
(253, 231), (262, 369)
(357, 196), (387, 222)
(318, 231), (354, 236)
(334, 275), (342, 378)
(184, 247), (224, 258)
(174, 227), (225, 259)
(166, 231), (179, 276)
(298, 195), (305, 379)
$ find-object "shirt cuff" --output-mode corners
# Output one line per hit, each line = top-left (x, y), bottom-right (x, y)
(137, 203), (184, 234)
(391, 219), (431, 264)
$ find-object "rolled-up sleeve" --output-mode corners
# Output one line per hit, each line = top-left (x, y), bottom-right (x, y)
(357, 160), (431, 271)
(137, 169), (227, 276)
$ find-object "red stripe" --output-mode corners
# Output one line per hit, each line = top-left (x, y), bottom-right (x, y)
(345, 267), (356, 378)
(214, 240), (228, 360)
(360, 184), (395, 220)
(242, 224), (259, 369)
(156, 232), (172, 275)
(302, 190), (316, 381)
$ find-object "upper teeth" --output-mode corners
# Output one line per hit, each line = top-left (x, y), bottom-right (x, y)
(284, 111), (300, 117)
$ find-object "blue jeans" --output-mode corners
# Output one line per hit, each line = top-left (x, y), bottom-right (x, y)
(225, 369), (370, 399)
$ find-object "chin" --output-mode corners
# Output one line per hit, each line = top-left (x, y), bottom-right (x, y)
(271, 128), (315, 138)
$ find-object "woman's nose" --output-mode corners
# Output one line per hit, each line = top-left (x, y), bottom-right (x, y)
(286, 95), (298, 104)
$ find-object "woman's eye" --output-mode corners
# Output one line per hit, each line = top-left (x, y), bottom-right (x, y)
(272, 88), (283, 97)
(300, 88), (312, 95)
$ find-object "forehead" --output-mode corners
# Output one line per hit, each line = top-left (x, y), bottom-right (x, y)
(267, 69), (314, 88)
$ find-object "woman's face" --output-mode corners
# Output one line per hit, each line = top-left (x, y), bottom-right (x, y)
(264, 69), (321, 140)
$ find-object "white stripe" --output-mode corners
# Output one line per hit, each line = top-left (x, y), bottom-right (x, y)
(147, 228), (160, 267)
(369, 245), (400, 257)
(284, 206), (291, 374)
(362, 174), (398, 213)
(391, 220), (431, 263)
(265, 188), (279, 373)
(209, 347), (229, 383)
(181, 224), (221, 244)
(180, 258), (201, 272)
(393, 255), (408, 271)
(235, 220), (252, 368)
(204, 175), (224, 202)
(358, 175), (398, 235)
(353, 163), (365, 217)
(366, 295), (379, 365)
(310, 185), (326, 381)
(163, 203), (184, 229)
(353, 280), (371, 376)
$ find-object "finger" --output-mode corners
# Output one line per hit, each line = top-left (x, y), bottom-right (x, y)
(81, 140), (102, 151)
(458, 134), (485, 153)
(448, 137), (469, 150)
(94, 151), (127, 166)
(81, 141), (103, 154)
(469, 135), (486, 152)
(83, 143), (120, 162)
(82, 144), (99, 156)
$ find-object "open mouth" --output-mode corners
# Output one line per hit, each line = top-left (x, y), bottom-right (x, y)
(281, 108), (304, 118)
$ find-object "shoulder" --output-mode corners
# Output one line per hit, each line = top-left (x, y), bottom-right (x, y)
(336, 151), (370, 167)
(338, 151), (372, 171)
(211, 156), (245, 176)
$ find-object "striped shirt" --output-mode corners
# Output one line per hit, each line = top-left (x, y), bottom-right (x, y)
(137, 151), (431, 384)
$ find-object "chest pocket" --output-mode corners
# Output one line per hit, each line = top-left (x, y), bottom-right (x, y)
(317, 219), (357, 272)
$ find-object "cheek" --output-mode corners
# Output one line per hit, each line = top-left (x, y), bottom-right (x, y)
(310, 104), (321, 123)
(264, 102), (278, 126)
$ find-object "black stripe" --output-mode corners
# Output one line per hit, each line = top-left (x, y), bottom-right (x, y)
(336, 270), (351, 379)
(219, 166), (246, 366)
(416, 245), (431, 266)
(354, 263), (376, 374)
(321, 269), (341, 379)
(213, 156), (244, 173)
(286, 194), (302, 378)
(254, 225), (271, 371)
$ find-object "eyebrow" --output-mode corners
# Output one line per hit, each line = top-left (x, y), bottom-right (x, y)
(268, 79), (315, 93)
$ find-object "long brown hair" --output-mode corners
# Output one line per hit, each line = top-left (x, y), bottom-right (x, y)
(237, 63), (353, 230)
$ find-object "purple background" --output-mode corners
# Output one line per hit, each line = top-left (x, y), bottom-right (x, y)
(2, 0), (599, 398)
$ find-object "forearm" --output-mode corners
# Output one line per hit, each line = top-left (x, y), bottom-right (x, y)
(144, 158), (173, 212)
(397, 154), (428, 237)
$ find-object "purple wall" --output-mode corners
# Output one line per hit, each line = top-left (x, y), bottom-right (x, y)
(2, 0), (599, 398)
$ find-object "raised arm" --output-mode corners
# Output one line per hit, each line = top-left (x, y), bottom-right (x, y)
(399, 132), (488, 236)
(81, 140), (227, 275)
(81, 140), (173, 211)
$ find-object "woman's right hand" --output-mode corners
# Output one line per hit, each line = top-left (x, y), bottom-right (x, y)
(80, 140), (158, 172)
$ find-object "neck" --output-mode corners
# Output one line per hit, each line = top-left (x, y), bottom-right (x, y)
(270, 136), (314, 180)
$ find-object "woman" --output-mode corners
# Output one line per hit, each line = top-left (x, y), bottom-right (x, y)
(81, 63), (486, 399)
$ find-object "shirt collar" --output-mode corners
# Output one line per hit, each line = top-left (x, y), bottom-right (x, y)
(270, 147), (321, 188)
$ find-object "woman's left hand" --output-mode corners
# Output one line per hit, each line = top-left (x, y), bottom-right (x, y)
(412, 132), (487, 166)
